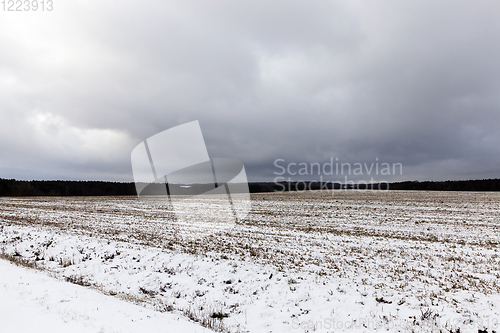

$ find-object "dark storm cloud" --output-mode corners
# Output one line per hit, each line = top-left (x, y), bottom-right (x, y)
(1, 0), (500, 182)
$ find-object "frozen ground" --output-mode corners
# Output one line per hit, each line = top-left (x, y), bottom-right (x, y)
(1, 190), (500, 332)
(0, 259), (210, 333)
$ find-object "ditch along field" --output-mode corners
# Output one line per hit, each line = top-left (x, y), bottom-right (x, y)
(1, 190), (500, 333)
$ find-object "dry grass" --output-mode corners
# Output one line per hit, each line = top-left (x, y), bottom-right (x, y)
(1, 191), (499, 332)
(0, 249), (39, 270)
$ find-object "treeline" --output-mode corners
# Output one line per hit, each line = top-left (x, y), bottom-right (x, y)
(389, 179), (500, 191)
(0, 179), (136, 196)
(1, 178), (500, 196)
(252, 179), (500, 192)
(0, 179), (280, 196)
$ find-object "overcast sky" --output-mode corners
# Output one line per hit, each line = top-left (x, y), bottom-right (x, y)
(1, 0), (500, 183)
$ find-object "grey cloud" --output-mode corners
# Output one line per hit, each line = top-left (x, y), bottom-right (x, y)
(1, 0), (500, 182)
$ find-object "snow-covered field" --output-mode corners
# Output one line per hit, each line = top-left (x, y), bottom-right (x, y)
(1, 190), (500, 332)
(0, 259), (210, 333)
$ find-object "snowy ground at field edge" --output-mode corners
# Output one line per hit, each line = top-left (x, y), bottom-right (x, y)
(2, 192), (500, 333)
(0, 259), (210, 333)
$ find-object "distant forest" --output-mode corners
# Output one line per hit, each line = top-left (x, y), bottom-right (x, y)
(1, 178), (500, 196)
(388, 179), (500, 191)
(0, 179), (137, 196)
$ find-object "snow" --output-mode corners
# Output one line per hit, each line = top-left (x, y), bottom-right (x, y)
(1, 190), (500, 332)
(0, 259), (210, 333)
